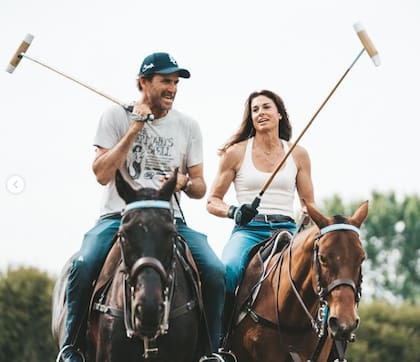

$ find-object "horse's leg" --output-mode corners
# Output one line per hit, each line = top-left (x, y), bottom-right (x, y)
(230, 319), (264, 362)
(316, 337), (334, 362)
(232, 317), (300, 362)
(95, 274), (138, 362)
(157, 261), (201, 362)
(95, 313), (115, 362)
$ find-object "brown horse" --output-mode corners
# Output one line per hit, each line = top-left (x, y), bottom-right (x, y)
(52, 170), (203, 361)
(227, 201), (368, 362)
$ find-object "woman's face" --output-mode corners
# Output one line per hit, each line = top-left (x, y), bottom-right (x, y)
(250, 95), (281, 133)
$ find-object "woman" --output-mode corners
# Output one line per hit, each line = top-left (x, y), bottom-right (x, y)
(207, 89), (315, 299)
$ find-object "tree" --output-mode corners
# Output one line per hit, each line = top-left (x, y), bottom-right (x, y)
(347, 301), (420, 361)
(0, 266), (56, 361)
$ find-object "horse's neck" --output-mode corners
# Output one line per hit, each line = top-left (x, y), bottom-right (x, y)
(279, 227), (319, 312)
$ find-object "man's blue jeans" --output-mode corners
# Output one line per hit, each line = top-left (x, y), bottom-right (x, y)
(175, 218), (226, 352)
(64, 216), (120, 350)
(63, 215), (225, 354)
(222, 220), (296, 294)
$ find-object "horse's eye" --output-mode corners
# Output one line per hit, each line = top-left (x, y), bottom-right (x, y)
(319, 254), (327, 266)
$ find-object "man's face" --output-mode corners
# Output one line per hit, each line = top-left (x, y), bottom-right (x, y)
(141, 73), (180, 116)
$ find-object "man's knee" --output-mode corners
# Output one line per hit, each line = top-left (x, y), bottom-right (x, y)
(69, 255), (97, 286)
(201, 258), (225, 292)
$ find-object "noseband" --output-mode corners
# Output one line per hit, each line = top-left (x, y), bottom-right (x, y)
(118, 199), (176, 357)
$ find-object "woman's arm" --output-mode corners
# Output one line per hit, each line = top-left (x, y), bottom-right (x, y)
(207, 144), (244, 218)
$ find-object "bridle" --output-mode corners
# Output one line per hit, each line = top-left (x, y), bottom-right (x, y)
(313, 224), (363, 307)
(118, 199), (177, 358)
(287, 222), (363, 362)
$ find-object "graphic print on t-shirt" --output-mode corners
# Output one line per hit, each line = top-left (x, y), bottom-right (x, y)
(127, 128), (175, 185)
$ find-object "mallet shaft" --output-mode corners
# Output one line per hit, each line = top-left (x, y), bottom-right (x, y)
(18, 55), (164, 138)
(257, 49), (364, 199)
(20, 53), (125, 107)
(253, 23), (380, 206)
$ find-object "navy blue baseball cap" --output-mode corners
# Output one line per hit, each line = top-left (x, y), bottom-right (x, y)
(139, 52), (190, 78)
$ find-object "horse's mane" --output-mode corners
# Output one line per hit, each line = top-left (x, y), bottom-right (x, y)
(135, 187), (161, 201)
(332, 215), (348, 224)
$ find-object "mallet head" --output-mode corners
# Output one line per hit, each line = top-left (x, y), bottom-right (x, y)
(6, 33), (34, 73)
(353, 22), (380, 66)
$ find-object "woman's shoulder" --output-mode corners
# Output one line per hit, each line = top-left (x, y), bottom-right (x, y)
(225, 139), (247, 157)
(288, 142), (311, 167)
(287, 142), (308, 156)
(220, 139), (248, 168)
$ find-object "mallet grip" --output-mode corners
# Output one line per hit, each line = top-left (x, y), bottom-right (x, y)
(6, 34), (34, 73)
(354, 22), (380, 66)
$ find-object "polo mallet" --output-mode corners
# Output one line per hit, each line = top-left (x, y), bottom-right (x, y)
(250, 21), (380, 210)
(6, 34), (134, 110)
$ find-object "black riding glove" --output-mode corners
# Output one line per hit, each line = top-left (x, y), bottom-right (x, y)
(228, 203), (258, 226)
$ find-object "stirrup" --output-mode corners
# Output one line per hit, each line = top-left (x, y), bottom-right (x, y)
(56, 345), (86, 362)
(218, 349), (238, 362)
(198, 351), (238, 362)
(198, 352), (225, 362)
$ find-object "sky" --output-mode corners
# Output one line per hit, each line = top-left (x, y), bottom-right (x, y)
(1, 0), (419, 275)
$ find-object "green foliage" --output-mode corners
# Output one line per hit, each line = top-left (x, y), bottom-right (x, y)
(321, 192), (420, 304)
(321, 193), (346, 216)
(0, 266), (56, 361)
(347, 301), (420, 361)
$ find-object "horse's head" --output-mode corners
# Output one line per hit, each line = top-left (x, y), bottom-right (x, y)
(305, 201), (368, 341)
(115, 168), (178, 340)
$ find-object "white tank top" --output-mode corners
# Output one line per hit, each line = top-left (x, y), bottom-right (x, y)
(234, 137), (297, 218)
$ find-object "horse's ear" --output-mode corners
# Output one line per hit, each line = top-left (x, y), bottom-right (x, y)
(115, 168), (138, 204)
(349, 200), (369, 228)
(304, 200), (329, 229)
(158, 168), (178, 201)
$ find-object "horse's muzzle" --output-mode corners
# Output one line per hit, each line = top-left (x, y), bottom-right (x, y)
(134, 300), (165, 338)
(328, 315), (360, 341)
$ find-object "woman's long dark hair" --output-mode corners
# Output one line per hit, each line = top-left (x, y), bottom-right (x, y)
(219, 90), (292, 154)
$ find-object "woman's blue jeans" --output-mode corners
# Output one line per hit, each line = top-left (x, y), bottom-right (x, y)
(222, 220), (296, 294)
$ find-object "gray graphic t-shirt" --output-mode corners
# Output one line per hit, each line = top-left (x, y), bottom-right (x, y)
(93, 105), (203, 218)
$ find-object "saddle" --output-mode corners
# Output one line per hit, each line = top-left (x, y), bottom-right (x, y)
(234, 229), (291, 326)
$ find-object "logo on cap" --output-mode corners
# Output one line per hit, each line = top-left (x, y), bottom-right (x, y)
(142, 62), (155, 73)
(169, 55), (178, 66)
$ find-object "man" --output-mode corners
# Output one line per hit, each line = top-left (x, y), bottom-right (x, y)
(57, 52), (228, 362)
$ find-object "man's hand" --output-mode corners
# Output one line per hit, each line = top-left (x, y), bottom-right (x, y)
(131, 101), (154, 122)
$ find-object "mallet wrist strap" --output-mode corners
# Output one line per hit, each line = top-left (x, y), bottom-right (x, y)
(227, 205), (237, 219)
